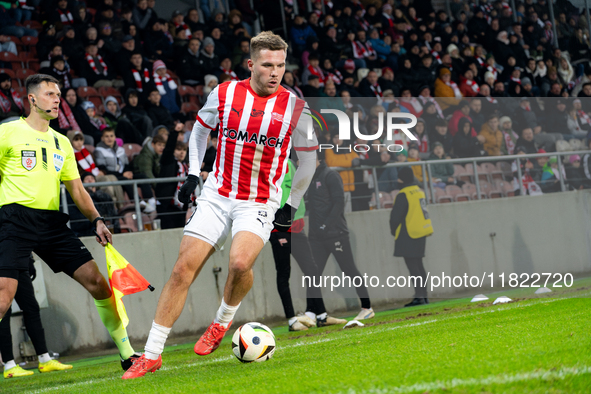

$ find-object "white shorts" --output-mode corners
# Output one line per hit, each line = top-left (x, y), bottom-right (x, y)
(183, 190), (276, 250)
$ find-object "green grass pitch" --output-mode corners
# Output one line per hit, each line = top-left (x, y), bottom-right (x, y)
(3, 279), (591, 394)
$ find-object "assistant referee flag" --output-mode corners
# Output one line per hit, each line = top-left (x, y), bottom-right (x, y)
(105, 244), (153, 328)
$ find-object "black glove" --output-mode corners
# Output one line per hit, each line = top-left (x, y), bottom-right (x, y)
(178, 174), (198, 204)
(273, 203), (296, 232)
(29, 255), (37, 281)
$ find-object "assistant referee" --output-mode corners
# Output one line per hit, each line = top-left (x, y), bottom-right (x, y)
(0, 74), (139, 370)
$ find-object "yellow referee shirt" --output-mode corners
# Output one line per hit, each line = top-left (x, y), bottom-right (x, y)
(0, 118), (79, 211)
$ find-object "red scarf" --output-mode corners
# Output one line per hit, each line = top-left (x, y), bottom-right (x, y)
(466, 78), (480, 93)
(578, 109), (591, 125)
(220, 67), (239, 81)
(510, 77), (521, 84)
(487, 65), (498, 80)
(153, 72), (178, 95)
(476, 57), (485, 67)
(174, 21), (192, 39)
(307, 65), (326, 86)
(446, 80), (462, 98)
(502, 129), (519, 155)
(431, 50), (442, 64)
(132, 68), (150, 92)
(418, 96), (444, 118)
(326, 69), (343, 85)
(486, 96), (498, 104)
(0, 88), (23, 113)
(58, 9), (74, 25)
(369, 83), (382, 97)
(352, 40), (376, 59)
(57, 101), (79, 130)
(85, 53), (108, 76)
(173, 160), (189, 209)
(355, 15), (370, 31)
(75, 147), (99, 176)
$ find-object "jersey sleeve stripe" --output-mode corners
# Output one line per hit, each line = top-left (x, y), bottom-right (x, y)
(195, 114), (215, 130)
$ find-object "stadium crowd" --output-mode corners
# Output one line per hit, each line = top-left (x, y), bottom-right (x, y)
(1, 0), (591, 230)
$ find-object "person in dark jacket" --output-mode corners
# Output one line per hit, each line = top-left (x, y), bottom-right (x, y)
(178, 38), (205, 85)
(144, 88), (175, 131)
(389, 167), (433, 307)
(121, 89), (153, 143)
(155, 127), (190, 229)
(453, 118), (486, 158)
(307, 159), (374, 321)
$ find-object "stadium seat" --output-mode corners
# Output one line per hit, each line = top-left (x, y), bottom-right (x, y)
(475, 164), (489, 182)
(496, 161), (512, 179)
(460, 163), (474, 183)
(119, 211), (138, 233)
(479, 180), (502, 198)
(123, 143), (142, 162)
(181, 102), (200, 117)
(481, 162), (503, 181)
(98, 87), (123, 105)
(23, 98), (30, 115)
(494, 179), (515, 197)
(379, 191), (393, 208)
(27, 60), (40, 72)
(435, 187), (452, 203)
(23, 21), (42, 31)
(77, 86), (100, 98)
(18, 52), (35, 68)
(15, 68), (35, 86)
(178, 85), (198, 104)
(0, 68), (16, 79)
(195, 85), (204, 96)
(14, 86), (26, 97)
(0, 51), (21, 70)
(445, 185), (470, 201)
(453, 164), (466, 181)
(390, 189), (399, 201)
(462, 182), (486, 200)
(20, 36), (38, 55)
(569, 138), (584, 151)
(11, 79), (18, 89)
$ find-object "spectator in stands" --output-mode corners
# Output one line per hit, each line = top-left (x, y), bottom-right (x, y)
(152, 60), (180, 115)
(69, 173), (120, 236)
(39, 56), (73, 90)
(514, 97), (561, 151)
(453, 117), (486, 158)
(301, 74), (321, 97)
(479, 113), (504, 157)
(459, 69), (480, 97)
(198, 37), (220, 75)
(358, 71), (383, 98)
(499, 116), (520, 155)
(516, 128), (539, 154)
(291, 15), (316, 59)
(0, 4), (37, 38)
(434, 67), (461, 113)
(0, 35), (17, 57)
(124, 51), (155, 104)
(94, 126), (157, 212)
(281, 70), (303, 98)
(63, 88), (98, 144)
(121, 89), (153, 143)
(133, 134), (166, 181)
(98, 21), (122, 60)
(568, 28), (590, 63)
(68, 130), (99, 177)
(133, 0), (157, 36)
(156, 128), (190, 228)
(50, 88), (82, 136)
(37, 24), (57, 61)
(448, 100), (474, 137)
(407, 145), (426, 183)
(566, 154), (591, 190)
(145, 88), (175, 131)
(565, 102), (589, 139)
(430, 119), (454, 154)
(540, 157), (565, 193)
(80, 41), (115, 88)
(429, 141), (461, 189)
(178, 38), (204, 85)
(413, 118), (429, 157)
(0, 73), (24, 124)
(81, 101), (106, 132)
(145, 19), (173, 60)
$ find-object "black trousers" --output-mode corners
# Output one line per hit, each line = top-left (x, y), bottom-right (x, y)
(0, 270), (48, 361)
(404, 257), (428, 298)
(269, 231), (326, 319)
(310, 235), (371, 309)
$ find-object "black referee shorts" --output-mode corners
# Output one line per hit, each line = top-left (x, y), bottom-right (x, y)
(0, 204), (94, 279)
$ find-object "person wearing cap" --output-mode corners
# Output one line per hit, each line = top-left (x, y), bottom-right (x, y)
(301, 74), (322, 97)
(116, 34), (139, 74)
(170, 10), (191, 39)
(434, 67), (462, 112)
(499, 116), (520, 155)
(389, 166), (433, 307)
(540, 157), (566, 193)
(153, 60), (180, 114)
(0, 73), (24, 123)
(198, 36), (219, 75)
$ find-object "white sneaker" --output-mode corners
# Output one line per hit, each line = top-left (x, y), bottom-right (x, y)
(289, 321), (308, 331)
(296, 314), (316, 328)
(353, 308), (375, 320)
(142, 201), (156, 213)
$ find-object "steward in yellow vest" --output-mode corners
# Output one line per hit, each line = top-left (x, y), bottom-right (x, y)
(389, 167), (434, 307)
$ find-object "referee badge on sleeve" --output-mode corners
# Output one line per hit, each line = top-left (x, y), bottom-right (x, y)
(53, 153), (64, 172)
(21, 150), (37, 171)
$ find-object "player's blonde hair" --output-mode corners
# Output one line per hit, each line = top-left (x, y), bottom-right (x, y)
(250, 31), (288, 61)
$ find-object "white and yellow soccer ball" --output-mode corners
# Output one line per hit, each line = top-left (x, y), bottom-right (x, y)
(231, 322), (276, 363)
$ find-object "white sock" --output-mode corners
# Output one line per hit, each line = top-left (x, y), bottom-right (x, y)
(317, 312), (327, 320)
(4, 360), (16, 370)
(214, 298), (240, 328)
(38, 353), (52, 363)
(148, 197), (156, 206)
(288, 316), (297, 326)
(305, 311), (316, 321)
(144, 321), (172, 360)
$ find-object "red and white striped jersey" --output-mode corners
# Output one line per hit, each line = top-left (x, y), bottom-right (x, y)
(194, 78), (318, 207)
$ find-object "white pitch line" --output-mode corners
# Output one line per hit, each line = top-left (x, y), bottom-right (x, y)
(341, 365), (591, 394)
(28, 293), (589, 393)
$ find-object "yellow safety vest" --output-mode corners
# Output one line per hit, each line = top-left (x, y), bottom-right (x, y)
(395, 185), (434, 240)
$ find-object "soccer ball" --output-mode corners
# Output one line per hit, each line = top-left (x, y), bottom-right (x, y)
(231, 322), (276, 363)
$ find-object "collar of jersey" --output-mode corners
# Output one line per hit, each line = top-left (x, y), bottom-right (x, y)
(244, 77), (283, 100)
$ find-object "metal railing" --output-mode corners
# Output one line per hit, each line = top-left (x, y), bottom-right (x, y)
(60, 150), (589, 230)
(331, 150), (591, 209)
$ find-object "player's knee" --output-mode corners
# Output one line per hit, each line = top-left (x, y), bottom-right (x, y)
(170, 259), (194, 286)
(87, 274), (111, 298)
(229, 258), (252, 275)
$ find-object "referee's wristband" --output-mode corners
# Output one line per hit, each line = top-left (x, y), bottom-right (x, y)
(92, 216), (105, 228)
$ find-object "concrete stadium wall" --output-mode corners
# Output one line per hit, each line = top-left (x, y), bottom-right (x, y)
(7, 190), (591, 359)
